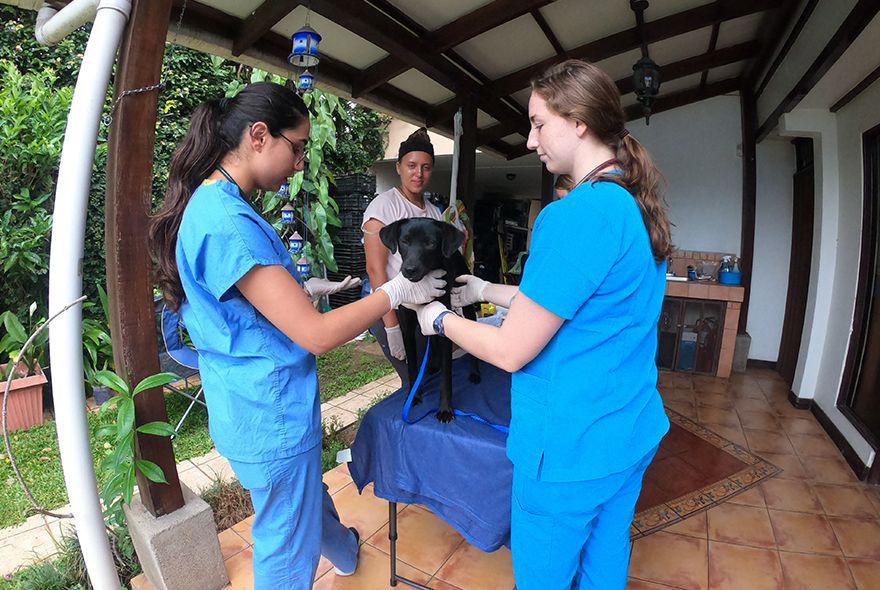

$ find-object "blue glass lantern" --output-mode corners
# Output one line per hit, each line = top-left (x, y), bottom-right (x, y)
(288, 231), (303, 254)
(281, 203), (295, 225)
(297, 70), (314, 91)
(296, 256), (311, 278)
(289, 25), (321, 68)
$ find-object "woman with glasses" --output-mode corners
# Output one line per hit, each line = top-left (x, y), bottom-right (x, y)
(149, 82), (446, 590)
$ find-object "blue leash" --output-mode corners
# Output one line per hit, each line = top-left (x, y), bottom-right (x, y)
(401, 339), (509, 434)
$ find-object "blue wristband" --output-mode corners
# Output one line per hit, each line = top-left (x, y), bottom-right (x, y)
(433, 310), (453, 336)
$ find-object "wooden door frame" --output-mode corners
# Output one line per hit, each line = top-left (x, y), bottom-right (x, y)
(776, 138), (814, 385)
(837, 121), (880, 484)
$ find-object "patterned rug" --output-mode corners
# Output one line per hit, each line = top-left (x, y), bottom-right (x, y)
(630, 408), (781, 539)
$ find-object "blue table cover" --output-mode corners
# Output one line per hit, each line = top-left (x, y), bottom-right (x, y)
(349, 356), (513, 552)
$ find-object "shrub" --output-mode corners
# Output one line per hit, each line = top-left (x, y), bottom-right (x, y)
(0, 61), (70, 317)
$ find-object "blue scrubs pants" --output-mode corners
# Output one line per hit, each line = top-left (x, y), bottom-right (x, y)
(228, 445), (358, 590)
(510, 445), (658, 590)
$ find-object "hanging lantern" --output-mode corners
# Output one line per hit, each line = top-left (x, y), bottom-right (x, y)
(281, 203), (295, 225)
(632, 56), (661, 124)
(289, 25), (321, 68)
(296, 256), (311, 278)
(288, 231), (304, 254)
(297, 70), (315, 91)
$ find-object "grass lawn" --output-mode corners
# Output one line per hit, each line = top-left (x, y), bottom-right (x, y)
(0, 338), (392, 530)
(316, 338), (394, 402)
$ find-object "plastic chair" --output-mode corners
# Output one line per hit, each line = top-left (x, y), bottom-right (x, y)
(159, 305), (205, 437)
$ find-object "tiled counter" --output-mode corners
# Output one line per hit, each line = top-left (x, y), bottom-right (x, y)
(664, 281), (745, 379)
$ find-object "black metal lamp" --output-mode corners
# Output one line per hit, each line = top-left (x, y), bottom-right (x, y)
(629, 0), (660, 124)
(633, 55), (661, 124)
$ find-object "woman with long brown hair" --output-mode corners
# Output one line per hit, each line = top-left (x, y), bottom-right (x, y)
(406, 59), (673, 589)
(149, 82), (445, 589)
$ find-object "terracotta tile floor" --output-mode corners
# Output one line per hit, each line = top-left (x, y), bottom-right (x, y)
(133, 368), (880, 589)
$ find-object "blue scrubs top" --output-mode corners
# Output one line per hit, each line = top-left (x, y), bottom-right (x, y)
(175, 179), (320, 463)
(510, 179), (670, 482)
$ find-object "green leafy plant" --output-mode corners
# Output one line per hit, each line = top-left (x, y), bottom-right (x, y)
(93, 369), (178, 527)
(0, 303), (47, 379)
(81, 284), (114, 388)
(0, 60), (68, 316)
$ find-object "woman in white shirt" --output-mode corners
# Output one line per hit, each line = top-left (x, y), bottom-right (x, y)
(362, 128), (444, 386)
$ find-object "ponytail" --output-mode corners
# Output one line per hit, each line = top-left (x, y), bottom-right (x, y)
(596, 134), (673, 262)
(150, 100), (225, 310)
(149, 83), (309, 310)
(531, 59), (673, 262)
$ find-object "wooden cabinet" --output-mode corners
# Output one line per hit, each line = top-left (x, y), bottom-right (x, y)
(657, 297), (725, 375)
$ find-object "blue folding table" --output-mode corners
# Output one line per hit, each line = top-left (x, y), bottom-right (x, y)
(349, 356), (513, 588)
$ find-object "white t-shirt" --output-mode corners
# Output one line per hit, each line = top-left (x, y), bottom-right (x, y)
(362, 187), (444, 278)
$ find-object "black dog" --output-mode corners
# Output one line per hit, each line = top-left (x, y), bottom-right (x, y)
(380, 218), (481, 422)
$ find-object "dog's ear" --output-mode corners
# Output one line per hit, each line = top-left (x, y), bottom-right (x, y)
(379, 220), (403, 254)
(441, 222), (465, 258)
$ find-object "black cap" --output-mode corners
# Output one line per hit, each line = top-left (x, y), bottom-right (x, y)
(398, 129), (434, 162)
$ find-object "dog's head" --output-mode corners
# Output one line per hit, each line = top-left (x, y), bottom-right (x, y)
(379, 218), (464, 281)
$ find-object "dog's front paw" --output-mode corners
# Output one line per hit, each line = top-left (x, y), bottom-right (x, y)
(468, 371), (481, 384)
(436, 408), (455, 423)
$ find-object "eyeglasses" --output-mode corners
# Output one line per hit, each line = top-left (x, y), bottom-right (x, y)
(278, 133), (307, 163)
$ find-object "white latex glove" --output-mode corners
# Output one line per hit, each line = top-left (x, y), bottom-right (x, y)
(303, 275), (362, 300)
(404, 301), (451, 336)
(451, 274), (489, 308)
(377, 269), (446, 310)
(385, 325), (406, 360)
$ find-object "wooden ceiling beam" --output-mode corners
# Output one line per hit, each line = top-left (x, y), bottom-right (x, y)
(477, 123), (517, 146)
(231, 0), (299, 57)
(430, 0), (555, 50)
(531, 8), (566, 57)
(353, 0), (552, 98)
(308, 0), (527, 134)
(478, 42), (757, 142)
(757, 0), (880, 141)
(700, 22), (721, 87)
(493, 0), (781, 96)
(170, 1), (432, 127)
(505, 78), (745, 157)
(624, 77), (742, 121)
(306, 0), (460, 90)
(618, 40), (757, 95)
(746, 0), (805, 93)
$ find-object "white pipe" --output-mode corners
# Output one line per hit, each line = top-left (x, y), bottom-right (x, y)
(35, 0), (98, 45)
(449, 108), (462, 214)
(47, 1), (131, 588)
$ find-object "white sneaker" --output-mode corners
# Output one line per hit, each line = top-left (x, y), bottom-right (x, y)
(333, 527), (359, 576)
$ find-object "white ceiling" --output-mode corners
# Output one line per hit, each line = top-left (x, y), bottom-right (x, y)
(7, 0), (785, 158)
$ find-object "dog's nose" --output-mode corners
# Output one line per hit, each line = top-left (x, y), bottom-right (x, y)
(402, 264), (418, 277)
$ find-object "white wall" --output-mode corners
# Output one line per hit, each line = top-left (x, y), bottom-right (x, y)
(749, 139), (795, 361)
(628, 95), (743, 256)
(776, 86), (879, 467)
(813, 79), (880, 466)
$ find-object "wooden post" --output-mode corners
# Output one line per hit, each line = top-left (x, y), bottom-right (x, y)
(105, 0), (184, 517)
(739, 87), (757, 335)
(456, 96), (478, 216)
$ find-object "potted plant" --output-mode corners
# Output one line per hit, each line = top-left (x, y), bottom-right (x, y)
(0, 303), (49, 431)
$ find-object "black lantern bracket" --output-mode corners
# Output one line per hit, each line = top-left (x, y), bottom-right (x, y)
(630, 0), (661, 124)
